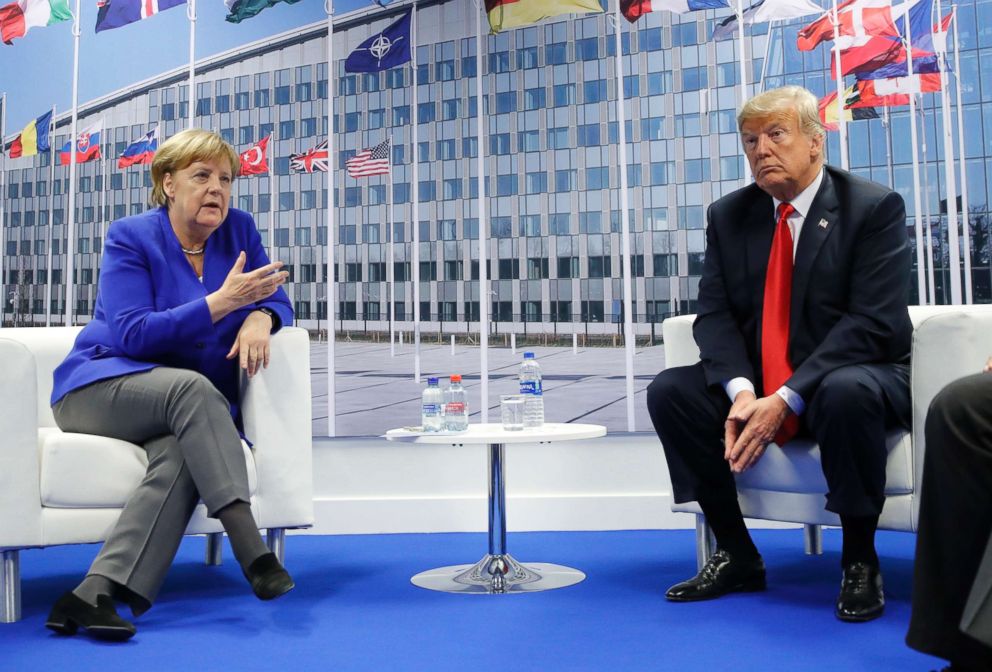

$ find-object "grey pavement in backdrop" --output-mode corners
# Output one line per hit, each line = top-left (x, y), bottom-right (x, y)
(308, 339), (667, 437)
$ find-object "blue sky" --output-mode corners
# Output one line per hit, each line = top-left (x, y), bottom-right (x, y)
(1, 0), (372, 133)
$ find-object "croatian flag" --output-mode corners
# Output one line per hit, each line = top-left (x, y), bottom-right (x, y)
(621, 0), (728, 22)
(59, 120), (103, 166)
(95, 0), (186, 32)
(118, 127), (158, 168)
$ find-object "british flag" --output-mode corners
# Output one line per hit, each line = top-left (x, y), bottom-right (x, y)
(289, 139), (329, 173)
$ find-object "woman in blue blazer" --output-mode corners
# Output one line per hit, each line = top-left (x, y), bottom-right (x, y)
(45, 129), (295, 641)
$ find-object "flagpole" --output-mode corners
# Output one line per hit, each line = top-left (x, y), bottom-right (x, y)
(188, 0), (196, 129)
(611, 4), (635, 432)
(475, 0), (489, 423)
(735, 0), (751, 182)
(919, 99), (937, 302)
(65, 0), (83, 326)
(268, 133), (279, 261)
(325, 0), (337, 437)
(904, 8), (927, 304)
(830, 0), (848, 170)
(0, 92), (6, 327)
(46, 106), (56, 327)
(388, 133), (395, 356)
(100, 146), (108, 245)
(882, 106), (897, 226)
(411, 0), (421, 385)
(887, 104), (924, 302)
(758, 21), (774, 92)
(951, 6), (971, 303)
(934, 0), (961, 304)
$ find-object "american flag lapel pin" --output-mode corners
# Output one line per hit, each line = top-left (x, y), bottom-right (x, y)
(818, 218), (829, 229)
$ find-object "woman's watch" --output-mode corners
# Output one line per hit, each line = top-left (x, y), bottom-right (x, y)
(254, 307), (278, 331)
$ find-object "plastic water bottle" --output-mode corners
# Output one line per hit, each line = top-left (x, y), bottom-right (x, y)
(519, 352), (544, 428)
(444, 374), (469, 432)
(421, 377), (443, 432)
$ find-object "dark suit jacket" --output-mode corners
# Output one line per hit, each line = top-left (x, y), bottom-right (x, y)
(52, 206), (294, 424)
(962, 531), (992, 647)
(692, 165), (912, 401)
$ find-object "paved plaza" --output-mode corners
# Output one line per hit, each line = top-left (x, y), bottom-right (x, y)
(308, 337), (667, 437)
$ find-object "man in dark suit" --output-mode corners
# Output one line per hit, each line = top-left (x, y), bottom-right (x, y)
(647, 85), (912, 621)
(907, 358), (992, 670)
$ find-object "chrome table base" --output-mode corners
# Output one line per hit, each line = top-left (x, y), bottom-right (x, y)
(411, 441), (586, 594)
(411, 553), (585, 594)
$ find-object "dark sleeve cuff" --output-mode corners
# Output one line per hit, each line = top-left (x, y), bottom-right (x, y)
(255, 307), (281, 333)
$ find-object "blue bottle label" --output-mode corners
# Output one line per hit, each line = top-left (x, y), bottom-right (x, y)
(520, 380), (542, 396)
(422, 403), (441, 416)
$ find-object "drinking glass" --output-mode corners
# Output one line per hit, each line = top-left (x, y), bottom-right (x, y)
(500, 394), (525, 431)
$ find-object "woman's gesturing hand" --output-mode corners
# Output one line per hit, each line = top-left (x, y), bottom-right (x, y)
(207, 251), (289, 322)
(227, 310), (273, 377)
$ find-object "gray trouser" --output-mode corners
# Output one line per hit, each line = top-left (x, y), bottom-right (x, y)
(53, 366), (251, 608)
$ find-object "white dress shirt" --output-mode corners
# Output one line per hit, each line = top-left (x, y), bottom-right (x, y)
(722, 168), (825, 415)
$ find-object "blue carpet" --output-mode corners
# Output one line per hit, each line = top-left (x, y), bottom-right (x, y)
(0, 529), (943, 671)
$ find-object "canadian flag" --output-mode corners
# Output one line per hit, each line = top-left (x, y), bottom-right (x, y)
(238, 135), (269, 176)
(798, 0), (899, 51)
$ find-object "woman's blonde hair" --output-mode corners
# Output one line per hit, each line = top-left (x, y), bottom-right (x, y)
(737, 85), (825, 140)
(149, 128), (241, 207)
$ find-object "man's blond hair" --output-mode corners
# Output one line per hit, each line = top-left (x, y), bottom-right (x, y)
(737, 86), (825, 140)
(149, 128), (240, 207)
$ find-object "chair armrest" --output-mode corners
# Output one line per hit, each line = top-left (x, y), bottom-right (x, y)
(0, 338), (43, 549)
(239, 327), (314, 530)
(909, 307), (992, 527)
(662, 315), (700, 368)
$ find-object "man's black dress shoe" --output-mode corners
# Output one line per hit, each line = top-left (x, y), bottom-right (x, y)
(835, 562), (884, 622)
(45, 592), (136, 641)
(244, 552), (295, 600)
(665, 549), (766, 602)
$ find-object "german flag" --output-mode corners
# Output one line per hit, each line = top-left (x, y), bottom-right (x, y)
(485, 0), (603, 33)
(818, 87), (878, 131)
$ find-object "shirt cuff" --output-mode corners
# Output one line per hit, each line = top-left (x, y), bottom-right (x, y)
(776, 385), (806, 416)
(723, 377), (755, 403)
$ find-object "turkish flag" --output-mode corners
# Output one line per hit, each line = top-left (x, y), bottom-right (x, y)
(239, 135), (270, 176)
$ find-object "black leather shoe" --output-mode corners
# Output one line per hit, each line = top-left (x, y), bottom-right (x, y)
(46, 592), (136, 641)
(665, 549), (766, 602)
(243, 552), (295, 600)
(835, 562), (884, 622)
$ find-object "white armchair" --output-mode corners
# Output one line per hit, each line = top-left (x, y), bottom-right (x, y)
(0, 326), (314, 622)
(662, 305), (992, 568)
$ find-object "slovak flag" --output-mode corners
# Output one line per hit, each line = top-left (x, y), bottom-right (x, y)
(58, 120), (103, 166)
(118, 127), (158, 168)
(621, 0), (728, 22)
(238, 135), (269, 176)
(95, 0), (186, 33)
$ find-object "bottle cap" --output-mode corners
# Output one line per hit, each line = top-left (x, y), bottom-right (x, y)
(427, 377), (438, 385)
(450, 374), (462, 382)
(524, 352), (535, 359)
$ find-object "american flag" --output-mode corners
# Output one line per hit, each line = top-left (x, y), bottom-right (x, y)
(346, 139), (391, 178)
(290, 140), (328, 173)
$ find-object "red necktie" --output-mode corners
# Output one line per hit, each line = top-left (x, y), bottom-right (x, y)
(762, 202), (799, 445)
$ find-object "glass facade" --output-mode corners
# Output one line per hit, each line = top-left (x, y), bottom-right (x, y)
(3, 1), (992, 333)
(2, 0), (990, 329)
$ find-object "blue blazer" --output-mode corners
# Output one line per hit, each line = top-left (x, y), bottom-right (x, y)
(52, 206), (294, 425)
